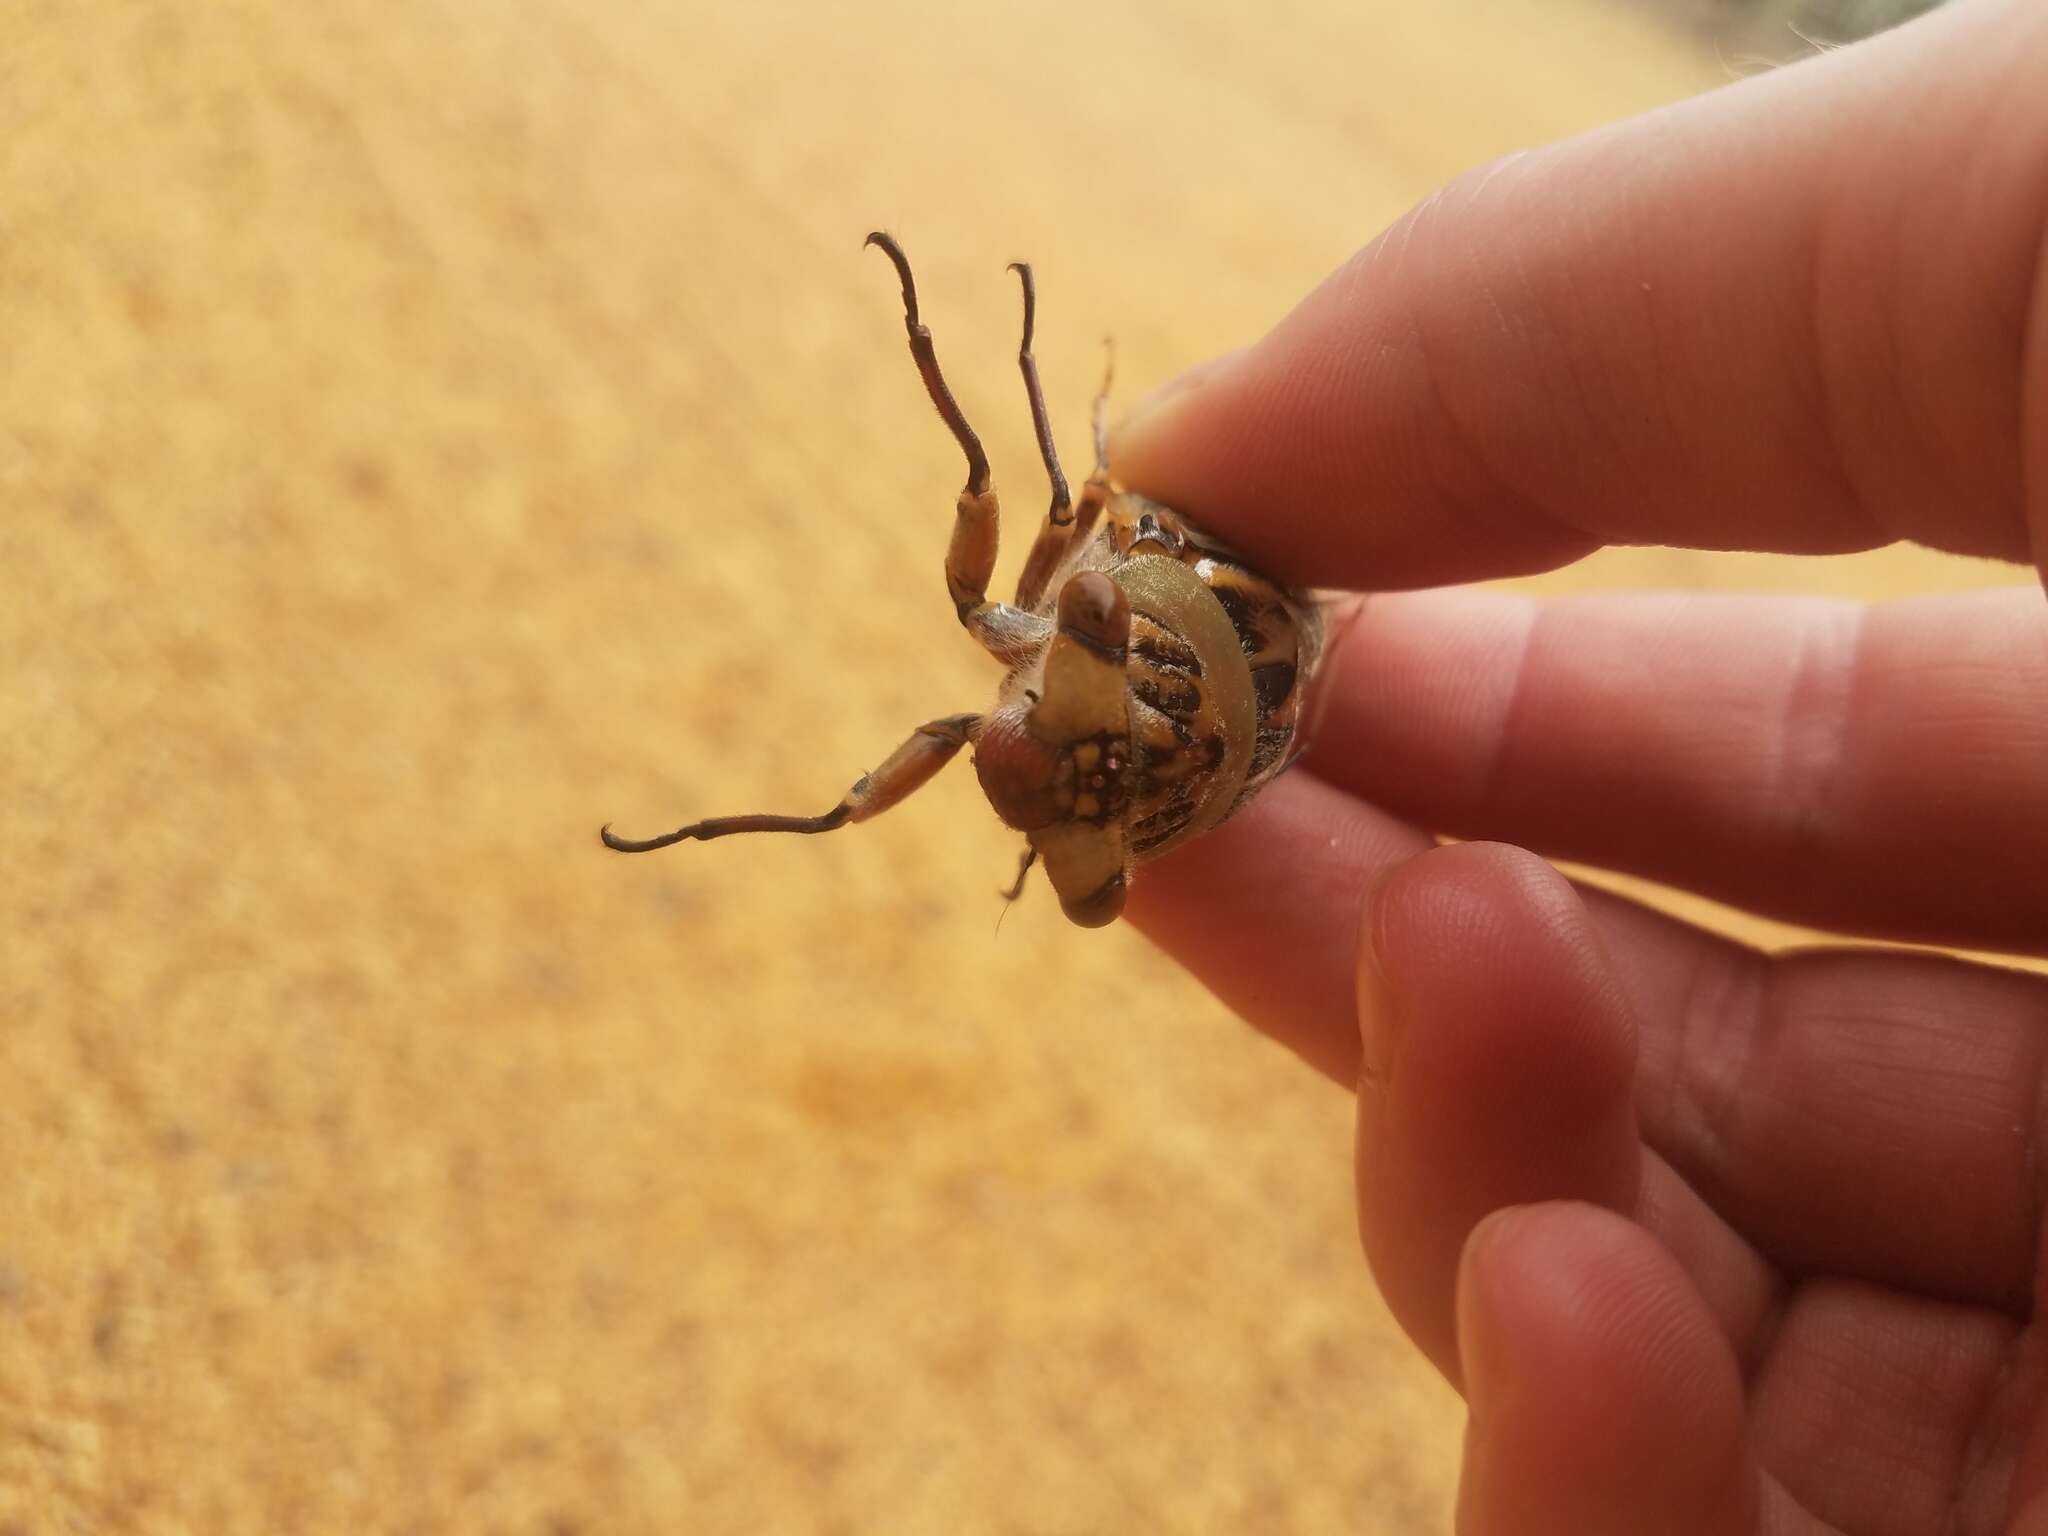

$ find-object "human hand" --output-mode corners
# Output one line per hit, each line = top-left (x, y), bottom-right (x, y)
(1113, 2), (2048, 1530)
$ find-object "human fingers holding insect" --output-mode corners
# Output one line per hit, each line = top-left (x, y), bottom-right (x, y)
(1117, 1), (2048, 1530)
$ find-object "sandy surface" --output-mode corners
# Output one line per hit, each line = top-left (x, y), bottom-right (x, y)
(0, 1), (2025, 1531)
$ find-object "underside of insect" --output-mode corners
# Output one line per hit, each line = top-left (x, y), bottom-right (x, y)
(601, 232), (1323, 927)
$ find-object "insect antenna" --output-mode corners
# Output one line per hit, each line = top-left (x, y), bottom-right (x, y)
(1006, 262), (1071, 527)
(1090, 337), (1116, 473)
(1000, 845), (1038, 902)
(993, 846), (1039, 938)
(1059, 338), (1121, 555)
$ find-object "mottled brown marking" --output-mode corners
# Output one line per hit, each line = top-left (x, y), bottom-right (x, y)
(1251, 661), (1297, 715)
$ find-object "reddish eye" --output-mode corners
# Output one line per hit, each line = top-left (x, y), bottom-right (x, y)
(973, 710), (1062, 831)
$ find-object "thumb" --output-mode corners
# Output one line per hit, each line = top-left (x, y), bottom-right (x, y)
(1454, 1202), (1791, 1535)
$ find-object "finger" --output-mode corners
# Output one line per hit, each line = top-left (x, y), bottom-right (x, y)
(1579, 877), (2048, 1317)
(1630, 1146), (1783, 1383)
(1614, 916), (2048, 1318)
(1124, 770), (1429, 1084)
(1113, 0), (2048, 589)
(1133, 788), (1787, 1369)
(1305, 586), (2048, 955)
(1128, 773), (2048, 1312)
(1744, 1279), (2020, 1534)
(1355, 842), (1642, 1380)
(1453, 1203), (1813, 1536)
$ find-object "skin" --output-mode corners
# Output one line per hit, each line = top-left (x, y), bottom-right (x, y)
(1110, 1), (2048, 1530)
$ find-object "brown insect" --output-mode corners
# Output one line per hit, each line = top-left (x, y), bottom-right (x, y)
(601, 233), (1322, 927)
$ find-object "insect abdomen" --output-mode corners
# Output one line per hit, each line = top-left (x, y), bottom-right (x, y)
(1096, 496), (1321, 857)
(1195, 556), (1319, 809)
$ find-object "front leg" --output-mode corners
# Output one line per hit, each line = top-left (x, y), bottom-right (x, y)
(866, 233), (1042, 662)
(1018, 336), (1119, 607)
(601, 713), (981, 853)
(1008, 261), (1077, 614)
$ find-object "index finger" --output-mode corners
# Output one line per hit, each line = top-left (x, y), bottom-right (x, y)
(1113, 0), (2048, 590)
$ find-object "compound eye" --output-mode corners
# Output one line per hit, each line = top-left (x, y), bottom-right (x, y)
(974, 707), (1062, 831)
(1056, 571), (1130, 657)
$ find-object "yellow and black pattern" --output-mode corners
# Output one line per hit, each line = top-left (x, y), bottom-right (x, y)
(1056, 492), (1322, 858)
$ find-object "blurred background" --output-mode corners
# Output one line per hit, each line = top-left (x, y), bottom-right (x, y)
(1, 0), (2008, 1531)
(1647, 0), (1944, 58)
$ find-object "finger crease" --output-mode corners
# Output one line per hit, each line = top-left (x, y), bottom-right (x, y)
(1665, 941), (1768, 1205)
(1738, 1271), (1794, 1392)
(1474, 597), (1541, 814)
(1767, 601), (1864, 904)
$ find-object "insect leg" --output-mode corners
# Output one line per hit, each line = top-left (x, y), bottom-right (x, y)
(866, 232), (1040, 665)
(1065, 338), (1119, 551)
(601, 713), (981, 853)
(1009, 262), (1078, 612)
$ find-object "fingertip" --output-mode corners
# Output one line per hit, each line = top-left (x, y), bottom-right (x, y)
(1455, 1202), (1758, 1536)
(1108, 346), (1248, 486)
(1361, 841), (1636, 1121)
(1457, 1203), (1720, 1415)
(1354, 841), (1641, 1378)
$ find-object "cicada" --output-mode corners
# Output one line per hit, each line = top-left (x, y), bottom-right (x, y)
(602, 233), (1323, 927)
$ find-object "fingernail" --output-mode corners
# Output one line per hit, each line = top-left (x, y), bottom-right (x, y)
(1110, 346), (1246, 464)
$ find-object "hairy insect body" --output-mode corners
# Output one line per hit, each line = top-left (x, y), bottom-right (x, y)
(601, 234), (1322, 929)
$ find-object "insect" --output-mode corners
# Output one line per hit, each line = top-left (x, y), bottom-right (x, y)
(601, 233), (1323, 927)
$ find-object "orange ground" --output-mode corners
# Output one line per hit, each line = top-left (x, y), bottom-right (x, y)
(1, 2), (2023, 1530)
